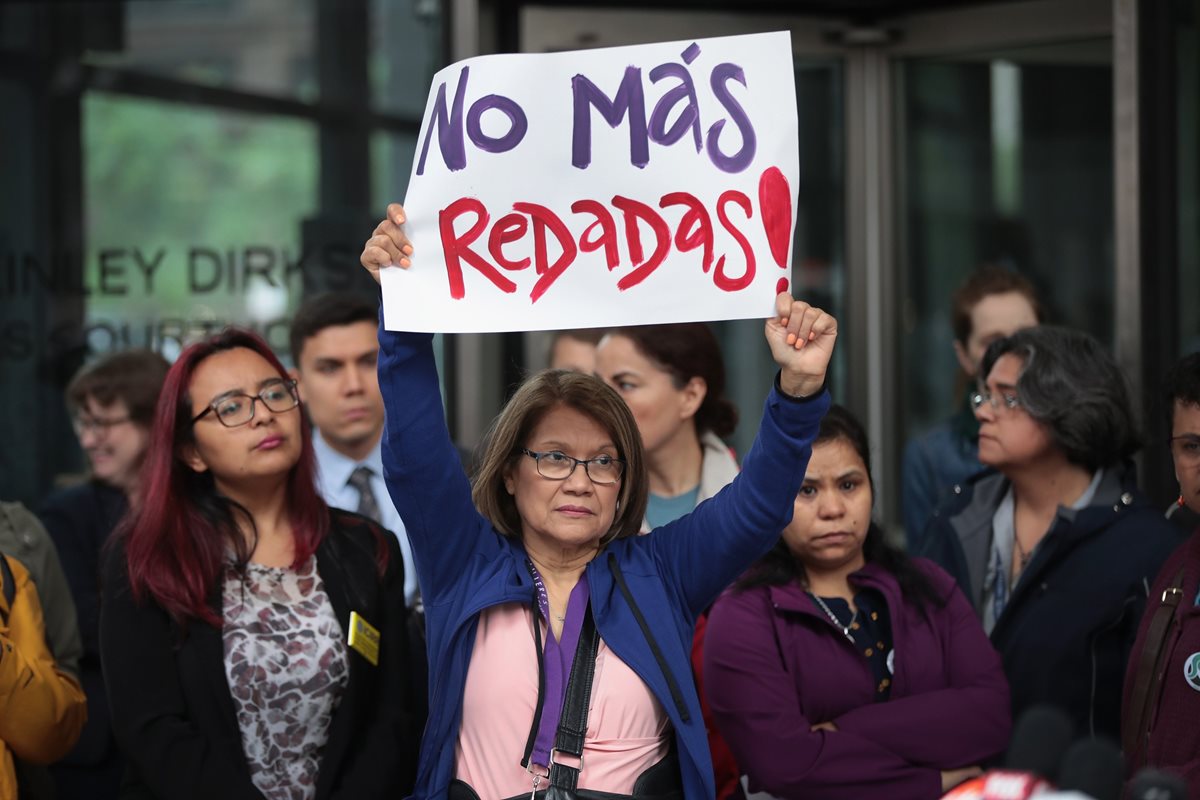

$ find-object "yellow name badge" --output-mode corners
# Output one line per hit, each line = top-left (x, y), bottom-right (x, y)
(348, 611), (381, 666)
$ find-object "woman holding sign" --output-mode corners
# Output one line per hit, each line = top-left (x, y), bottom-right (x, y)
(99, 329), (422, 800)
(361, 203), (837, 800)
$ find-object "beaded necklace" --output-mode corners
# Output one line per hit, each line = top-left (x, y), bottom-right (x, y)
(808, 591), (858, 643)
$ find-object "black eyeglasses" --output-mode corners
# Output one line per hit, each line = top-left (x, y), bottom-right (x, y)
(519, 448), (625, 485)
(192, 379), (300, 427)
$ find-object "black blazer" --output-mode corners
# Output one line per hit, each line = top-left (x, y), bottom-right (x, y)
(99, 509), (424, 800)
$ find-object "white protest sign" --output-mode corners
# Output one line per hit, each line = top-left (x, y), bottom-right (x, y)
(382, 31), (799, 333)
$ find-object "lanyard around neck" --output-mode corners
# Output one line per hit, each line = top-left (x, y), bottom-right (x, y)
(522, 560), (593, 773)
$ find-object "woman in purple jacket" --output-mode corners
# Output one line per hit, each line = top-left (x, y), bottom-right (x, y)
(704, 405), (1011, 800)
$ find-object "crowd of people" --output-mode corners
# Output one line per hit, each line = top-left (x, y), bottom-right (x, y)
(0, 202), (1196, 800)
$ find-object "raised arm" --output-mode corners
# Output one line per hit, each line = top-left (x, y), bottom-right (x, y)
(361, 205), (499, 606)
(704, 586), (942, 799)
(648, 296), (836, 613)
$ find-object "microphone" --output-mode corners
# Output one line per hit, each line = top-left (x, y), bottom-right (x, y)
(940, 706), (1075, 799)
(1127, 768), (1188, 800)
(1051, 738), (1123, 800)
(1003, 706), (1075, 781)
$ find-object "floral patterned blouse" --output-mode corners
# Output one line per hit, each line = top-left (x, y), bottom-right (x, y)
(222, 556), (349, 800)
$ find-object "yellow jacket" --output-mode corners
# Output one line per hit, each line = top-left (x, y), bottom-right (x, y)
(0, 554), (87, 799)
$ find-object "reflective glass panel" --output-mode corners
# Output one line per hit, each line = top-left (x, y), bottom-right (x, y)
(1180, 1), (1200, 353)
(898, 39), (1113, 460)
(372, 131), (419, 213)
(84, 0), (319, 102)
(83, 93), (318, 359)
(370, 0), (444, 116)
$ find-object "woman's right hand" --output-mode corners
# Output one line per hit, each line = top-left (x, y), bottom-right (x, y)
(940, 766), (983, 792)
(360, 203), (414, 284)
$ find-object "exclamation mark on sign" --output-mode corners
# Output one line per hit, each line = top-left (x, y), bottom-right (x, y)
(758, 166), (792, 295)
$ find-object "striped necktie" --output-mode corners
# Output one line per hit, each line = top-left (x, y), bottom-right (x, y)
(347, 466), (382, 523)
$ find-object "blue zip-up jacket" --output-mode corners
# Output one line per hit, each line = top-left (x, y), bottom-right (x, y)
(377, 328), (830, 800)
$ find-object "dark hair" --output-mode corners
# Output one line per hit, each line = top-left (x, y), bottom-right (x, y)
(1163, 351), (1200, 433)
(121, 329), (347, 628)
(735, 405), (944, 612)
(473, 369), (647, 545)
(980, 326), (1140, 471)
(289, 292), (378, 366)
(951, 265), (1044, 345)
(609, 323), (737, 437)
(67, 349), (170, 427)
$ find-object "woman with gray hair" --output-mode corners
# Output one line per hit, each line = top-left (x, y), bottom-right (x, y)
(920, 326), (1183, 743)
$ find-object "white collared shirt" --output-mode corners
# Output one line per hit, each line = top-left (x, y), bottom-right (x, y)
(312, 430), (419, 607)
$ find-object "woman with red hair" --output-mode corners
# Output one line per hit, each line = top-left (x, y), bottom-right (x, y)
(99, 329), (421, 800)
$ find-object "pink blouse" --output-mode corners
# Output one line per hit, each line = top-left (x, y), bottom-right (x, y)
(454, 602), (670, 800)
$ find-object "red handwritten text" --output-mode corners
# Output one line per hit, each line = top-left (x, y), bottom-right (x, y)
(438, 167), (790, 303)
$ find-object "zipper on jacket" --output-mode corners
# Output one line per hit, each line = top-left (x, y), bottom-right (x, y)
(606, 553), (691, 723)
(1089, 594), (1139, 737)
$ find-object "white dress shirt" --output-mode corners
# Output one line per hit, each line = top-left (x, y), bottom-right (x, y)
(312, 430), (419, 607)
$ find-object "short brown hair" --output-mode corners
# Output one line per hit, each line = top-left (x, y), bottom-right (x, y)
(67, 349), (170, 427)
(289, 292), (378, 366)
(951, 265), (1044, 345)
(472, 369), (648, 544)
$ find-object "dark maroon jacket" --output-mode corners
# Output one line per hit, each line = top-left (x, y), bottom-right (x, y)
(703, 559), (1011, 800)
(1122, 529), (1200, 795)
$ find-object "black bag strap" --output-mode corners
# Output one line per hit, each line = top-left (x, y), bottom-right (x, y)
(548, 606), (600, 793)
(607, 554), (690, 722)
(1122, 565), (1187, 761)
(0, 553), (15, 625)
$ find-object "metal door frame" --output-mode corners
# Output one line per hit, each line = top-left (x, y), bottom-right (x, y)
(448, 1), (1134, 527)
